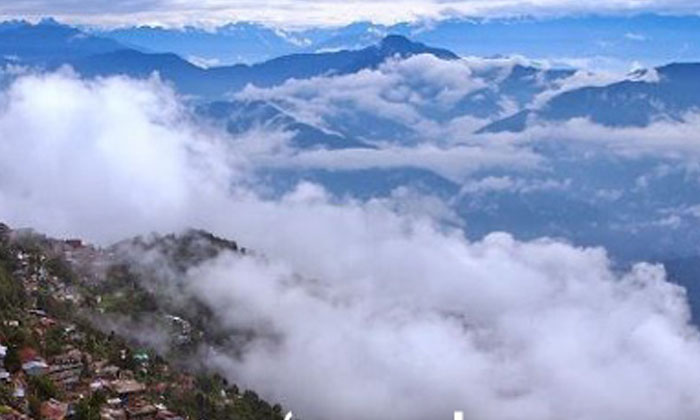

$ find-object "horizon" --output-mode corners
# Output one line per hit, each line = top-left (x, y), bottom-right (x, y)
(3, 14), (700, 71)
(1, 5), (700, 28)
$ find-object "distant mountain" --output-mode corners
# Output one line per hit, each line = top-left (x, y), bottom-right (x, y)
(93, 22), (305, 65)
(479, 62), (700, 133)
(0, 18), (124, 63)
(65, 34), (459, 98)
(254, 35), (457, 80)
(203, 63), (579, 147)
(449, 64), (575, 121)
(198, 100), (373, 150)
(89, 15), (700, 67)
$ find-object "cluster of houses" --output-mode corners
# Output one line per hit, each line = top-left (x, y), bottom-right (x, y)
(1, 235), (190, 420)
(1, 315), (188, 420)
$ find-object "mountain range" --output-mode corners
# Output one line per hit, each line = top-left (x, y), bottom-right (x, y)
(87, 15), (700, 66)
(481, 63), (700, 133)
(4, 19), (700, 131)
(3, 19), (700, 262)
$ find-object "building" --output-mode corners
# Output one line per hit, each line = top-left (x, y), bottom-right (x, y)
(101, 407), (127, 420)
(109, 379), (147, 407)
(0, 344), (8, 381)
(22, 360), (49, 377)
(47, 362), (82, 389)
(40, 399), (68, 420)
(49, 349), (84, 385)
(126, 404), (157, 420)
(64, 239), (84, 249)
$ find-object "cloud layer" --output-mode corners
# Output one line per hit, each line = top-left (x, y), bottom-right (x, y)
(4, 0), (700, 27)
(2, 71), (700, 420)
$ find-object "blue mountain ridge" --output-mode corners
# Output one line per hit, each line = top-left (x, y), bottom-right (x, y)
(479, 62), (700, 133)
(65, 34), (457, 98)
(90, 15), (700, 66)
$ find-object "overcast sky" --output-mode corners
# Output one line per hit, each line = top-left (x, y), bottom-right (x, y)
(1, 0), (700, 27)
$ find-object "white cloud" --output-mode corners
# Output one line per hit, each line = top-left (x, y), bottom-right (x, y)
(2, 71), (700, 420)
(530, 69), (629, 108)
(625, 32), (648, 41)
(460, 176), (571, 195)
(3, 0), (700, 27)
(0, 70), (239, 242)
(237, 54), (488, 143)
(183, 224), (700, 420)
(516, 115), (700, 159)
(257, 145), (541, 183)
(186, 55), (222, 69)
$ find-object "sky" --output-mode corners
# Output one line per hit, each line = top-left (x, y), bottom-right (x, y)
(1, 0), (700, 27)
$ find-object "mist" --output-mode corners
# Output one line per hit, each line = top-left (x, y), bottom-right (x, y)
(2, 71), (700, 420)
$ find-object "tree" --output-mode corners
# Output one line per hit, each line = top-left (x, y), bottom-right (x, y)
(45, 256), (77, 284)
(44, 327), (64, 357)
(28, 376), (60, 402)
(3, 346), (21, 373)
(74, 391), (106, 420)
(0, 383), (13, 405)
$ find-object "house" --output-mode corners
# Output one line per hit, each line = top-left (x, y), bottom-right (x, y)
(64, 239), (84, 249)
(0, 346), (9, 381)
(28, 309), (47, 318)
(101, 407), (127, 420)
(0, 344), (8, 379)
(22, 360), (49, 377)
(47, 362), (82, 388)
(109, 379), (147, 407)
(126, 404), (157, 420)
(96, 365), (120, 379)
(40, 399), (68, 420)
(133, 351), (149, 366)
(155, 410), (184, 420)
(12, 384), (25, 399)
(90, 380), (106, 392)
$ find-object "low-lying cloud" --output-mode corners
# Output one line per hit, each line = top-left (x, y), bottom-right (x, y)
(2, 71), (700, 420)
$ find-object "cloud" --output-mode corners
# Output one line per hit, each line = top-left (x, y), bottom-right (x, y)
(530, 69), (630, 108)
(257, 145), (541, 184)
(507, 114), (700, 159)
(0, 70), (239, 242)
(182, 224), (700, 420)
(236, 54), (488, 143)
(459, 176), (571, 195)
(2, 71), (700, 420)
(3, 0), (700, 27)
(186, 55), (222, 69)
(625, 32), (648, 41)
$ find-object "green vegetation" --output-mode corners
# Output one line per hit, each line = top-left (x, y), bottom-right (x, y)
(45, 256), (77, 284)
(28, 376), (61, 401)
(74, 391), (106, 420)
(0, 259), (25, 314)
(0, 227), (288, 420)
(0, 383), (13, 406)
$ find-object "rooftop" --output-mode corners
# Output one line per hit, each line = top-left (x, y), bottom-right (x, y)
(110, 379), (146, 395)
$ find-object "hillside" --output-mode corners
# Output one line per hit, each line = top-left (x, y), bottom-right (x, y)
(0, 223), (286, 420)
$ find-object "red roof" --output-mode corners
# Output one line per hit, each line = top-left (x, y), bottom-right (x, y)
(19, 347), (39, 364)
(41, 400), (68, 420)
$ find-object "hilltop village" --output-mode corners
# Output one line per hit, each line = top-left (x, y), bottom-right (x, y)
(0, 223), (285, 420)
